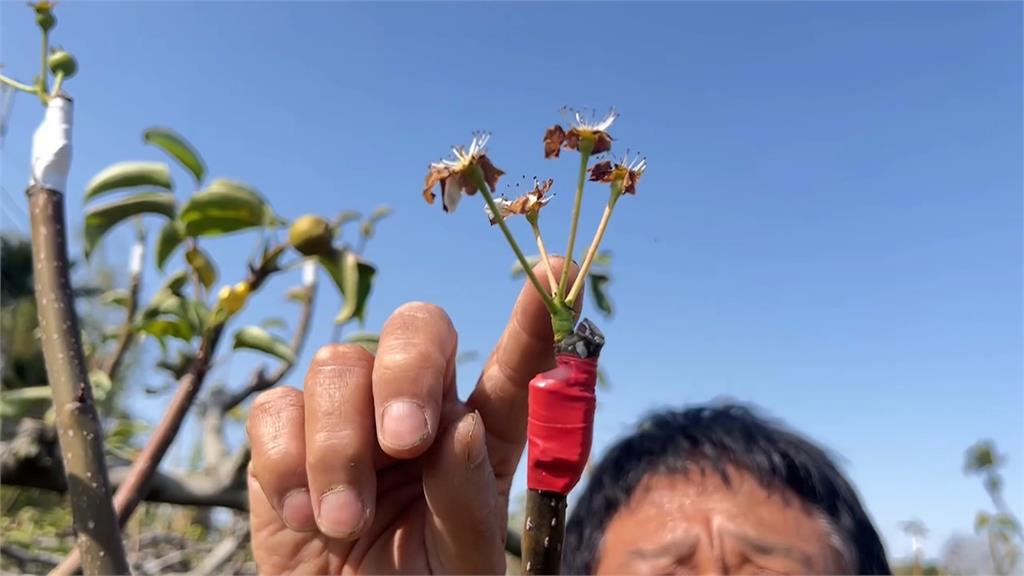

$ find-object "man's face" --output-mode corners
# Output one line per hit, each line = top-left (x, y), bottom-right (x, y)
(595, 467), (848, 575)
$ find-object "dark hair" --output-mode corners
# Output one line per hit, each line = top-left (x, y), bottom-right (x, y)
(563, 403), (891, 574)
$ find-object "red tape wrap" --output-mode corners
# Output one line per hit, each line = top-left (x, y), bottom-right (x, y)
(526, 354), (598, 494)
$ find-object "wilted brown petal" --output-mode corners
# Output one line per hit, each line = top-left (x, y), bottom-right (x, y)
(622, 171), (639, 195)
(589, 161), (614, 183)
(592, 132), (613, 155)
(544, 125), (566, 159)
(423, 164), (450, 205)
(477, 155), (505, 193)
(564, 129), (581, 152)
(532, 178), (554, 198)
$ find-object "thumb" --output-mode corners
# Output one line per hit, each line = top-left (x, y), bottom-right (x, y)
(422, 408), (507, 574)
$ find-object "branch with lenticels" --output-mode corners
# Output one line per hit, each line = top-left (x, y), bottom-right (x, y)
(51, 247), (286, 576)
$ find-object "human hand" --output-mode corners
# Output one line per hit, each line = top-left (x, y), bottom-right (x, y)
(247, 261), (578, 574)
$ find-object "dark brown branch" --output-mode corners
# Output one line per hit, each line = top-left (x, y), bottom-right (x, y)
(52, 249), (284, 576)
(27, 182), (130, 576)
(1, 418), (249, 511)
(523, 490), (566, 575)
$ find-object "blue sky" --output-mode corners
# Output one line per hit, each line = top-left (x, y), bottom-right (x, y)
(2, 1), (1021, 562)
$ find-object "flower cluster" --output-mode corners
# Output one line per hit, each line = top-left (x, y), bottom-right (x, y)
(419, 107), (648, 339)
(589, 153), (647, 195)
(543, 109), (618, 158)
(422, 132), (504, 213)
(485, 178), (554, 225)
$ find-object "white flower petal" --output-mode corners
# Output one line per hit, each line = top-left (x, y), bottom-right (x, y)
(443, 174), (466, 213)
(594, 110), (618, 132)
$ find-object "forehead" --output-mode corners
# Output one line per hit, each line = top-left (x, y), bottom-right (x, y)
(597, 467), (846, 574)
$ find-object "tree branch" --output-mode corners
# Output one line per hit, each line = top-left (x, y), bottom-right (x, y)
(100, 240), (143, 379)
(221, 280), (316, 412)
(28, 180), (130, 575)
(186, 523), (250, 576)
(1, 543), (62, 572)
(1, 418), (248, 510)
(52, 249), (284, 576)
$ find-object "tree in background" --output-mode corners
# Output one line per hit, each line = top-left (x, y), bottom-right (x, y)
(964, 440), (1022, 575)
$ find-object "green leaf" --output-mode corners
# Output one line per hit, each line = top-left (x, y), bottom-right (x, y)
(0, 386), (52, 418)
(84, 161), (172, 201)
(965, 440), (1000, 473)
(88, 370), (113, 402)
(286, 286), (312, 304)
(260, 317), (289, 331)
(593, 250), (613, 268)
(185, 246), (217, 290)
(158, 270), (189, 296)
(976, 511), (991, 533)
(84, 192), (175, 258)
(179, 178), (277, 237)
(360, 205), (393, 239)
(101, 289), (131, 309)
(139, 317), (193, 342)
(156, 220), (185, 270)
(319, 249), (376, 326)
(332, 210), (361, 236)
(232, 326), (295, 363)
(183, 299), (209, 334)
(143, 127), (206, 184)
(588, 271), (614, 318)
(345, 332), (379, 355)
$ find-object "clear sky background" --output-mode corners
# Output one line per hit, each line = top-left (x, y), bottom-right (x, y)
(2, 1), (1021, 562)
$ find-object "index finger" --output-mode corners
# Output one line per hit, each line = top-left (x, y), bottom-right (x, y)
(466, 257), (581, 489)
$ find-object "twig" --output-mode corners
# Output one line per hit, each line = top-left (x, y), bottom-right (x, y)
(187, 524), (250, 576)
(100, 242), (143, 379)
(222, 281), (316, 412)
(51, 252), (283, 576)
(1, 542), (62, 571)
(28, 181), (130, 575)
(139, 549), (189, 575)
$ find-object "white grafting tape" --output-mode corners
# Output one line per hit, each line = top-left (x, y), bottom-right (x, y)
(30, 96), (73, 194)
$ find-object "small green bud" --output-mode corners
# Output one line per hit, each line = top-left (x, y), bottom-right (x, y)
(32, 2), (56, 31)
(48, 50), (77, 78)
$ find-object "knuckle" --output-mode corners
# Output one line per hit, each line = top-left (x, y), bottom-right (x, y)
(313, 343), (374, 365)
(389, 302), (454, 333)
(247, 387), (303, 437)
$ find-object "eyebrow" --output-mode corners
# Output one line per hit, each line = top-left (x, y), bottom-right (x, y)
(731, 531), (815, 567)
(627, 534), (700, 561)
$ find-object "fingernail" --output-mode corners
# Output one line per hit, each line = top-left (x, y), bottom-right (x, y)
(282, 489), (316, 532)
(381, 399), (429, 449)
(462, 411), (487, 469)
(318, 487), (366, 538)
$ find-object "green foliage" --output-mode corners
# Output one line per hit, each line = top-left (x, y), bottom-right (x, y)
(156, 220), (185, 269)
(84, 192), (175, 257)
(84, 161), (172, 201)
(144, 127), (206, 184)
(965, 440), (1022, 575)
(179, 178), (279, 237)
(184, 246), (217, 290)
(232, 326), (295, 363)
(319, 249), (376, 326)
(345, 332), (380, 355)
